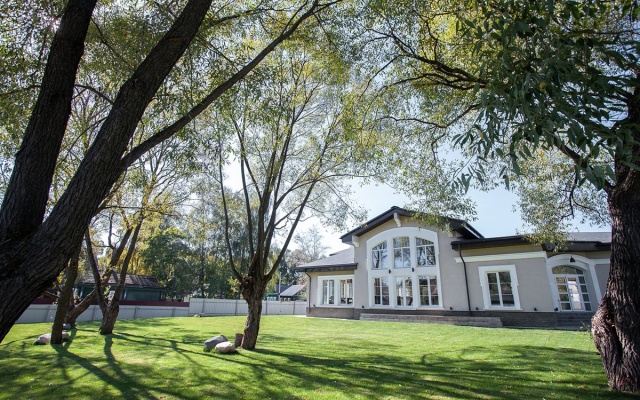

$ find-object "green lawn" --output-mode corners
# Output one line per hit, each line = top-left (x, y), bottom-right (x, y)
(0, 316), (635, 399)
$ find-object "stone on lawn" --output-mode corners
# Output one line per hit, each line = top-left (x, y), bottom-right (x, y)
(33, 332), (70, 345)
(215, 341), (236, 354)
(204, 335), (228, 351)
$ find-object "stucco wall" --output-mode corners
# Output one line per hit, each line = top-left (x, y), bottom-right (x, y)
(305, 214), (610, 321)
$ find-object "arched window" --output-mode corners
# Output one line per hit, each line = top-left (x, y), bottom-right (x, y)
(372, 242), (388, 269)
(552, 265), (583, 275)
(416, 238), (435, 266)
(367, 227), (441, 309)
(552, 264), (590, 311)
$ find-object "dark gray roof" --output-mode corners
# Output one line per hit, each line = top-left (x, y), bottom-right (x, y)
(567, 232), (611, 243)
(295, 247), (357, 272)
(340, 206), (483, 244)
(279, 285), (306, 297)
(78, 272), (165, 289)
(451, 231), (611, 252)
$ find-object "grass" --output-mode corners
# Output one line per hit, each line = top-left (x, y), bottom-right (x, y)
(0, 316), (636, 400)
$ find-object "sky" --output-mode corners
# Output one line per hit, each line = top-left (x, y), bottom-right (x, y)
(306, 180), (611, 254)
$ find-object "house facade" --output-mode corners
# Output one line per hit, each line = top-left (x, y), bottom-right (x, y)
(296, 207), (610, 327)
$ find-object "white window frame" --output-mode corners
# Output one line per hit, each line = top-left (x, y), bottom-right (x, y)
(366, 227), (442, 309)
(546, 254), (603, 308)
(418, 275), (439, 307)
(478, 265), (521, 310)
(317, 275), (355, 307)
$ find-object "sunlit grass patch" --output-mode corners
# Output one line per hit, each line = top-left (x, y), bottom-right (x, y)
(0, 316), (632, 399)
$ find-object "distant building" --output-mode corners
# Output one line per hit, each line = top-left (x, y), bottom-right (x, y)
(76, 272), (166, 302)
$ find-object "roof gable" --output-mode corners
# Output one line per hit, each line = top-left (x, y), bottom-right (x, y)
(339, 206), (483, 244)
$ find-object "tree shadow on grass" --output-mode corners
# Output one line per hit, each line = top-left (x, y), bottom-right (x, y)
(225, 345), (629, 400)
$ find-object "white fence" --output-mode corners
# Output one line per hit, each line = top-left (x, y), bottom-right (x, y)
(16, 304), (189, 324)
(188, 298), (307, 316)
(16, 299), (307, 324)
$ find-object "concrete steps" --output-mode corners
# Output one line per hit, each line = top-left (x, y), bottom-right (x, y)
(555, 312), (594, 330)
(359, 313), (503, 328)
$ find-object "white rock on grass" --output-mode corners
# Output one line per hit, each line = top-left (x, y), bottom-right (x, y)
(33, 332), (70, 345)
(214, 341), (237, 354)
(204, 335), (228, 351)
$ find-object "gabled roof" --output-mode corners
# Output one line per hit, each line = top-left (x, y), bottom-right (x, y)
(339, 206), (483, 244)
(451, 231), (611, 252)
(295, 247), (357, 273)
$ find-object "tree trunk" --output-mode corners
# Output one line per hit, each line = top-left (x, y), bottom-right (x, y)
(99, 301), (120, 335)
(65, 289), (95, 327)
(240, 276), (267, 350)
(0, 0), (212, 345)
(592, 170), (640, 392)
(99, 222), (141, 335)
(51, 246), (81, 344)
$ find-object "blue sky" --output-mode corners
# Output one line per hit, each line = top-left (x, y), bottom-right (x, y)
(314, 180), (611, 253)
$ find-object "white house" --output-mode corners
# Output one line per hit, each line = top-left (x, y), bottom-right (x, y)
(295, 207), (610, 328)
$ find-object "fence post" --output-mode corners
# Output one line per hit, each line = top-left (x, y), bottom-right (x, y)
(133, 306), (138, 319)
(201, 298), (205, 315)
(265, 299), (268, 315)
(293, 301), (296, 315)
(234, 299), (238, 316)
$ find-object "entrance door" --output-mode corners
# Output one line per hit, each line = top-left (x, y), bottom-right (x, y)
(555, 275), (591, 311)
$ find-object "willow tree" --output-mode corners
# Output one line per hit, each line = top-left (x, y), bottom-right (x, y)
(212, 41), (364, 349)
(362, 0), (639, 391)
(0, 0), (330, 342)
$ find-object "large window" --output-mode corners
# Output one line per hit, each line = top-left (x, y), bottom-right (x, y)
(393, 237), (411, 268)
(340, 278), (353, 305)
(322, 280), (334, 305)
(396, 276), (413, 306)
(374, 277), (390, 305)
(319, 275), (354, 306)
(368, 227), (441, 309)
(478, 265), (521, 309)
(552, 265), (591, 311)
(372, 242), (388, 269)
(487, 271), (514, 307)
(416, 238), (436, 266)
(418, 276), (439, 306)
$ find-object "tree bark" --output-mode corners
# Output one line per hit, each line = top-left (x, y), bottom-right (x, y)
(0, 0), (96, 243)
(99, 222), (141, 335)
(0, 0), (212, 344)
(51, 245), (81, 344)
(593, 168), (640, 392)
(65, 289), (95, 327)
(240, 275), (267, 350)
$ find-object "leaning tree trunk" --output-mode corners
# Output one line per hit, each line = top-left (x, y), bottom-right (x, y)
(99, 222), (141, 335)
(51, 246), (81, 344)
(240, 276), (267, 350)
(65, 289), (95, 327)
(592, 170), (640, 392)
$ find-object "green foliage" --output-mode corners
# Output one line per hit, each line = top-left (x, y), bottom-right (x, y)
(353, 0), (631, 234)
(456, 0), (637, 190)
(0, 317), (624, 399)
(139, 226), (191, 300)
